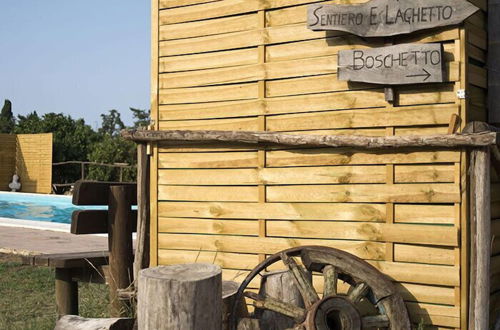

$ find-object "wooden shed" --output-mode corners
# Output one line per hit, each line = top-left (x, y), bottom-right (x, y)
(146, 0), (495, 328)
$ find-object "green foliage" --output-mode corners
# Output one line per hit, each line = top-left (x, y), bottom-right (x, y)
(99, 109), (125, 136)
(15, 112), (99, 184)
(130, 107), (150, 128)
(86, 134), (136, 182)
(0, 99), (14, 133)
(5, 100), (151, 185)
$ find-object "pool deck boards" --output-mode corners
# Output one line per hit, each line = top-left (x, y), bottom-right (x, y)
(0, 225), (108, 255)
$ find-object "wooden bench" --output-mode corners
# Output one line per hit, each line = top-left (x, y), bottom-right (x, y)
(22, 180), (137, 318)
(22, 251), (109, 317)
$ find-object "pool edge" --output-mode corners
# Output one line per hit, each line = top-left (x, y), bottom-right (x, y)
(0, 217), (70, 232)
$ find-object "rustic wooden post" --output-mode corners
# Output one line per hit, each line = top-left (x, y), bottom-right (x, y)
(222, 281), (248, 330)
(255, 270), (310, 329)
(470, 147), (491, 330)
(137, 264), (222, 330)
(108, 185), (135, 317)
(81, 162), (85, 180)
(55, 268), (78, 318)
(55, 315), (134, 330)
(133, 143), (150, 283)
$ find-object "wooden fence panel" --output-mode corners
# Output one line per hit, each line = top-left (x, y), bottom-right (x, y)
(16, 133), (53, 194)
(149, 0), (485, 327)
(0, 134), (17, 191)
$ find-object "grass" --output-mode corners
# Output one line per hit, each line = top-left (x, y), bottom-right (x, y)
(0, 253), (110, 330)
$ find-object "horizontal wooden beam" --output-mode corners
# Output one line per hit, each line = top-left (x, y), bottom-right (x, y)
(71, 210), (138, 235)
(121, 129), (498, 149)
(72, 181), (137, 206)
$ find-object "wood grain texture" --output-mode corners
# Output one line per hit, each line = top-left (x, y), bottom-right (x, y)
(158, 201), (387, 221)
(308, 0), (479, 36)
(15, 133), (53, 194)
(266, 221), (458, 246)
(0, 134), (16, 191)
(158, 233), (387, 260)
(137, 264), (222, 330)
(123, 129), (498, 149)
(338, 43), (444, 85)
(149, 1), (482, 327)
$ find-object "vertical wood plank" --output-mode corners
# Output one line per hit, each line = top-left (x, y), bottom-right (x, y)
(471, 147), (491, 330)
(488, 0), (500, 123)
(458, 28), (470, 330)
(150, 143), (159, 267)
(134, 144), (151, 282)
(386, 126), (395, 262)
(258, 8), (267, 263)
(150, 0), (160, 267)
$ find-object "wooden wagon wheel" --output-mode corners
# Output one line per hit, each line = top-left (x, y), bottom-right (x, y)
(230, 246), (411, 330)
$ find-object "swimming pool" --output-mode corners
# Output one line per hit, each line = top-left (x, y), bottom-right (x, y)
(0, 192), (102, 224)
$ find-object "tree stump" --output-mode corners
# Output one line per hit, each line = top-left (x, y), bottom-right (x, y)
(255, 270), (311, 330)
(54, 315), (134, 330)
(137, 264), (222, 330)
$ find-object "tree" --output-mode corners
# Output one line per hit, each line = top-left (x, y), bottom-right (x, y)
(85, 109), (137, 182)
(99, 109), (125, 136)
(86, 134), (136, 182)
(130, 107), (150, 128)
(15, 112), (99, 184)
(0, 99), (14, 133)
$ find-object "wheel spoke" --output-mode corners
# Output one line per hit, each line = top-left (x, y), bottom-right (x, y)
(280, 252), (320, 307)
(322, 265), (338, 298)
(362, 315), (389, 328)
(244, 291), (307, 323)
(348, 282), (369, 303)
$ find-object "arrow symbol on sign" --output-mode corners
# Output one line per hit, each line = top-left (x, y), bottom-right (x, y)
(406, 68), (432, 81)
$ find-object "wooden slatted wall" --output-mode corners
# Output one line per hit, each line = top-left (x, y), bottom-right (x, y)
(15, 134), (53, 194)
(0, 134), (17, 191)
(150, 0), (486, 328)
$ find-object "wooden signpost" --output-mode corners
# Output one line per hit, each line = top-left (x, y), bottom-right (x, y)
(338, 43), (444, 85)
(308, 0), (479, 37)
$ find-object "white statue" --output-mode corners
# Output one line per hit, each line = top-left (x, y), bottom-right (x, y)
(8, 174), (21, 192)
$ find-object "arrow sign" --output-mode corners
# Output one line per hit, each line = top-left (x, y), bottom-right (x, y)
(406, 69), (432, 81)
(308, 0), (479, 37)
(338, 43), (444, 85)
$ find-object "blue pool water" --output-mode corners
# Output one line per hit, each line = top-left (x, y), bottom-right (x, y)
(0, 192), (102, 224)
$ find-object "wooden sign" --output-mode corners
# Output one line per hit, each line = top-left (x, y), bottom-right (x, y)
(308, 0), (479, 37)
(338, 43), (444, 85)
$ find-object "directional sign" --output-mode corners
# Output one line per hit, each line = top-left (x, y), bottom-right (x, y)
(308, 0), (479, 37)
(338, 43), (444, 85)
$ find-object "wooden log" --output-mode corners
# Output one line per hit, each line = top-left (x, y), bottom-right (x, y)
(54, 315), (134, 330)
(222, 281), (248, 330)
(237, 318), (261, 330)
(108, 185), (135, 317)
(470, 147), (491, 330)
(133, 143), (150, 284)
(55, 268), (78, 318)
(137, 264), (222, 330)
(121, 129), (498, 149)
(254, 270), (310, 329)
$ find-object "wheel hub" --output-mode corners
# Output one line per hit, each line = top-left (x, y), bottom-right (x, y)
(306, 297), (361, 330)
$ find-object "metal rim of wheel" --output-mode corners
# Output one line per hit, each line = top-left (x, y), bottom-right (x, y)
(230, 246), (411, 330)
